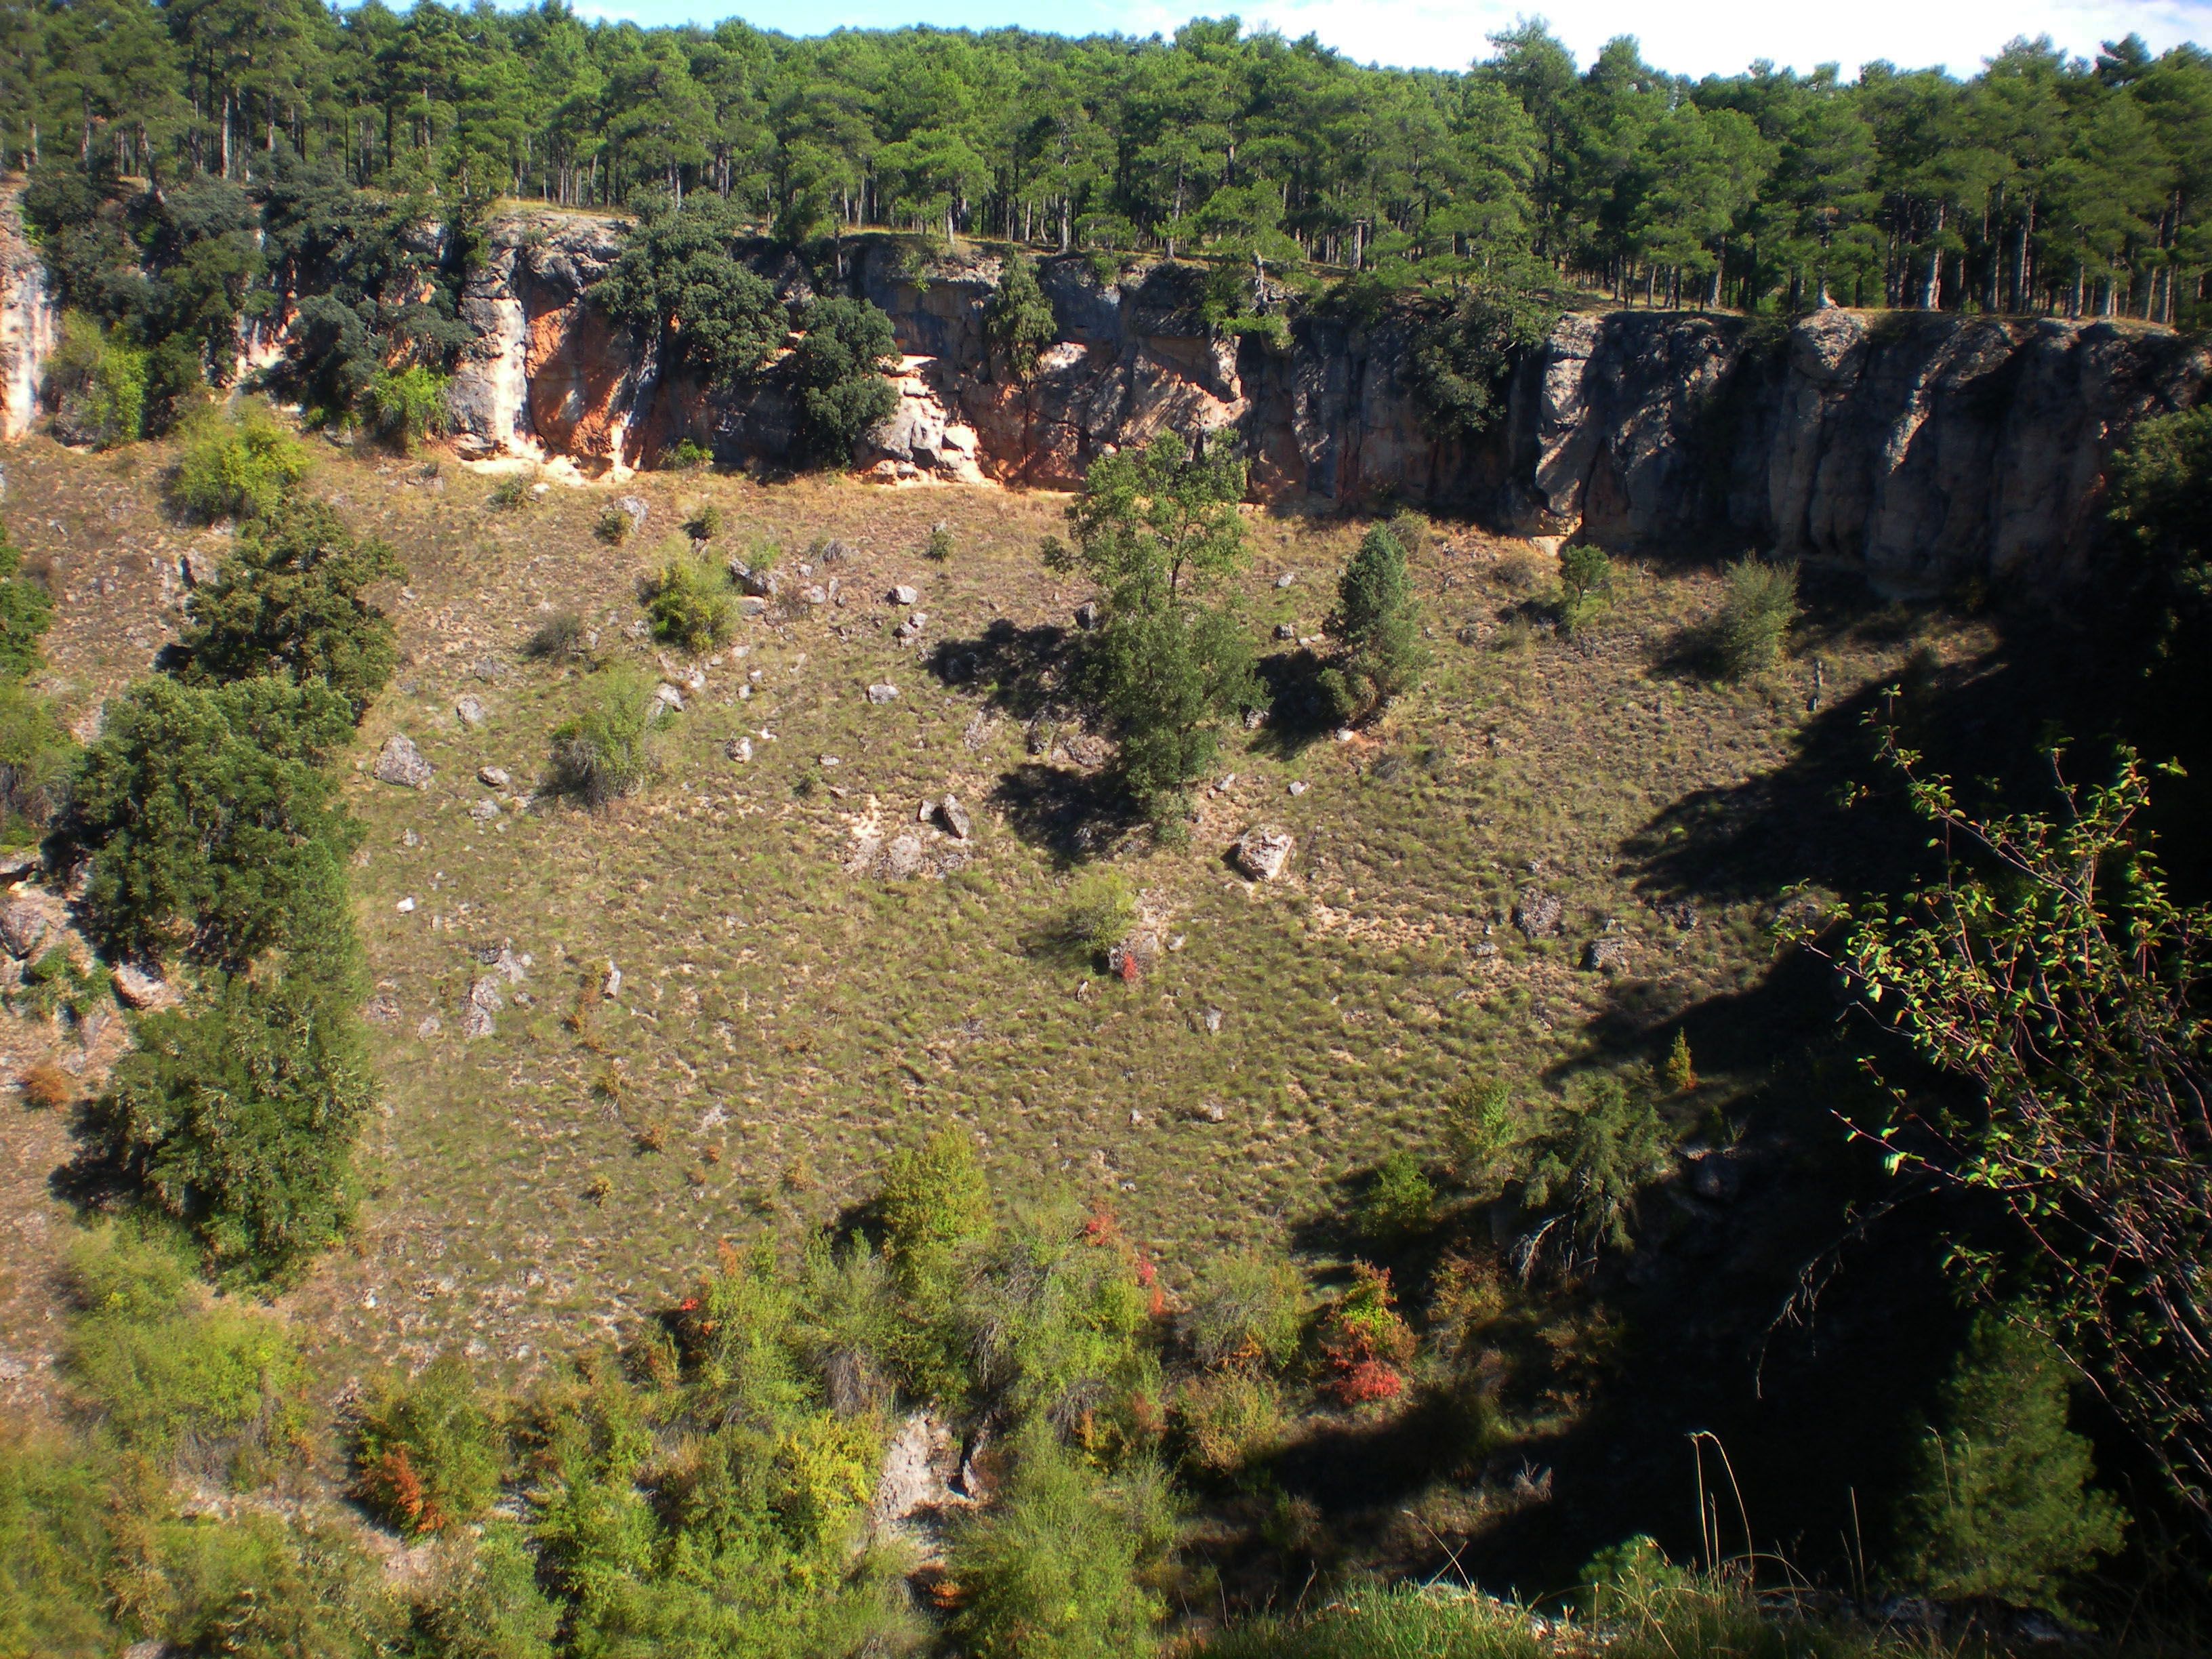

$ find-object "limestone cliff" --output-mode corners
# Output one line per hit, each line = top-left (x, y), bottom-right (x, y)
(0, 195), (57, 445)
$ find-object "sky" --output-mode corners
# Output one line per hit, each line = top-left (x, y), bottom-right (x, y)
(568, 0), (2209, 79)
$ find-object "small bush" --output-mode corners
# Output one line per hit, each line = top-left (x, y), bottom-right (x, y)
(1315, 1263), (1414, 1407)
(666, 437), (714, 470)
(524, 609), (588, 661)
(171, 401), (311, 524)
(49, 312), (147, 448)
(548, 667), (661, 808)
(20, 1061), (75, 1109)
(1521, 1067), (1670, 1267)
(1355, 1149), (1436, 1243)
(1557, 541), (1612, 636)
(353, 1353), (504, 1536)
(1183, 1250), (1303, 1372)
(683, 502), (723, 541)
(1712, 556), (1798, 676)
(1445, 1078), (1518, 1197)
(1664, 1031), (1698, 1094)
(878, 1128), (992, 1271)
(638, 553), (735, 654)
(359, 365), (450, 451)
(0, 523), (57, 684)
(1063, 867), (1138, 963)
(1178, 1370), (1284, 1475)
(12, 945), (108, 1024)
(0, 682), (77, 836)
(594, 507), (633, 546)
(87, 975), (376, 1285)
(1384, 510), (1430, 561)
(488, 473), (538, 512)
(925, 522), (955, 562)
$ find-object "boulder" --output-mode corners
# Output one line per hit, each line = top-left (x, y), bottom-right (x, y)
(726, 737), (753, 762)
(1073, 600), (1101, 631)
(455, 693), (487, 729)
(731, 561), (780, 598)
(893, 612), (928, 642)
(888, 584), (920, 606)
(111, 962), (171, 1009)
(613, 495), (649, 531)
(1233, 825), (1295, 882)
(1513, 889), (1563, 939)
(936, 795), (972, 840)
(0, 901), (49, 958)
(478, 764), (512, 790)
(375, 733), (434, 789)
(882, 834), (926, 879)
(653, 682), (684, 714)
(800, 584), (828, 605)
(469, 798), (499, 823)
(1584, 935), (1631, 975)
(866, 682), (899, 704)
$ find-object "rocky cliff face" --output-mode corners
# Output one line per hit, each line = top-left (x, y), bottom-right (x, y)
(1, 201), (2198, 597)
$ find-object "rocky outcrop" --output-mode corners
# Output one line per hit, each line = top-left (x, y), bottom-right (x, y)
(0, 193), (57, 443)
(0, 193), (2198, 596)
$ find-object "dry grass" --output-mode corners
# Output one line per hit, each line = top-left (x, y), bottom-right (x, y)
(0, 434), (1990, 1387)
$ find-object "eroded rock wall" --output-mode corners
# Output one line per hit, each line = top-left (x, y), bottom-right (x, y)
(0, 196), (58, 443)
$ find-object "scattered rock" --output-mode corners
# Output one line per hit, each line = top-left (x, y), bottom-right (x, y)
(396, 897), (417, 914)
(801, 584), (828, 605)
(1584, 935), (1631, 975)
(1202, 1008), (1223, 1033)
(464, 974), (504, 1038)
(726, 737), (753, 762)
(603, 962), (622, 998)
(180, 547), (222, 588)
(653, 683), (685, 714)
(936, 796), (972, 840)
(1470, 939), (1500, 962)
(0, 901), (49, 958)
(1200, 1101), (1228, 1123)
(614, 495), (649, 531)
(893, 611), (928, 642)
(416, 1013), (441, 1038)
(1061, 732), (1111, 770)
(469, 798), (499, 823)
(364, 992), (401, 1027)
(1288, 779), (1308, 796)
(730, 561), (779, 597)
(375, 733), (434, 789)
(818, 539), (853, 565)
(1656, 897), (1700, 930)
(111, 962), (171, 1009)
(1073, 600), (1101, 631)
(737, 596), (769, 618)
(1275, 621), (1296, 640)
(1513, 889), (1564, 939)
(455, 693), (487, 729)
(481, 942), (529, 983)
(478, 764), (511, 790)
(888, 584), (920, 606)
(1233, 825), (1296, 882)
(866, 682), (899, 704)
(882, 834), (927, 879)
(1275, 571), (1296, 588)
(1243, 706), (1267, 729)
(472, 659), (507, 683)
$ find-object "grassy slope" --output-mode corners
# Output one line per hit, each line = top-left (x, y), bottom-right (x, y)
(0, 434), (1986, 1408)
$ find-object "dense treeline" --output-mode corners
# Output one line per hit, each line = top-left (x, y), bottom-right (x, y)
(4, 2), (2209, 321)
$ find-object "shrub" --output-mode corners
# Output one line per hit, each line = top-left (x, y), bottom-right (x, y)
(61, 1226), (306, 1457)
(354, 1353), (505, 1536)
(667, 437), (714, 470)
(1320, 526), (1428, 723)
(0, 524), (56, 684)
(945, 1422), (1175, 1659)
(1891, 1313), (2125, 1614)
(404, 1523), (561, 1659)
(1444, 1078), (1519, 1197)
(523, 609), (588, 661)
(49, 312), (147, 447)
(1355, 1149), (1436, 1243)
(177, 497), (405, 720)
(926, 522), (955, 562)
(86, 975), (376, 1285)
(594, 507), (633, 546)
(878, 1128), (992, 1271)
(1183, 1250), (1303, 1372)
(1063, 867), (1138, 962)
(1664, 1031), (1698, 1094)
(20, 1061), (74, 1109)
(682, 502), (723, 541)
(1315, 1263), (1415, 1407)
(488, 473), (537, 512)
(1712, 556), (1798, 676)
(360, 365), (451, 451)
(0, 683), (77, 836)
(791, 295), (899, 464)
(170, 401), (311, 523)
(1521, 1067), (1670, 1267)
(1177, 1370), (1284, 1475)
(1384, 510), (1430, 561)
(638, 553), (735, 654)
(12, 945), (108, 1024)
(985, 251), (1058, 382)
(590, 191), (786, 392)
(548, 667), (661, 807)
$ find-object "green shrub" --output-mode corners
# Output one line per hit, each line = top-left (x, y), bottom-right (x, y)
(488, 473), (538, 512)
(360, 365), (451, 451)
(638, 553), (735, 654)
(0, 1433), (119, 1657)
(1890, 1312), (2125, 1614)
(1407, 277), (1560, 441)
(682, 502), (723, 541)
(548, 666), (661, 808)
(926, 522), (955, 562)
(0, 524), (56, 684)
(49, 312), (147, 447)
(1521, 1067), (1670, 1265)
(792, 295), (899, 464)
(403, 1523), (560, 1659)
(1063, 867), (1139, 962)
(946, 1422), (1176, 1659)
(1202, 1584), (1552, 1659)
(1355, 1149), (1437, 1243)
(354, 1353), (506, 1536)
(170, 401), (312, 523)
(178, 497), (405, 720)
(0, 683), (75, 838)
(878, 1128), (993, 1271)
(87, 975), (376, 1286)
(594, 506), (632, 546)
(666, 437), (714, 470)
(985, 251), (1058, 382)
(1176, 1370), (1284, 1475)
(1321, 526), (1429, 723)
(1183, 1250), (1303, 1372)
(12, 944), (108, 1024)
(1712, 556), (1798, 676)
(524, 609), (588, 661)
(60, 1226), (306, 1458)
(68, 675), (361, 968)
(1445, 1078), (1519, 1197)
(590, 191), (786, 392)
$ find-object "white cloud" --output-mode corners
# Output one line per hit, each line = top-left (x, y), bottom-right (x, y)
(1108, 0), (2210, 77)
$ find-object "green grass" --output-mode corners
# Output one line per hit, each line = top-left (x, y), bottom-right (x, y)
(0, 438), (1984, 1393)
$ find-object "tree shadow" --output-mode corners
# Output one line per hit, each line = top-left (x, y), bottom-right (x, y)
(1246, 646), (1338, 758)
(987, 762), (1139, 866)
(924, 617), (1074, 720)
